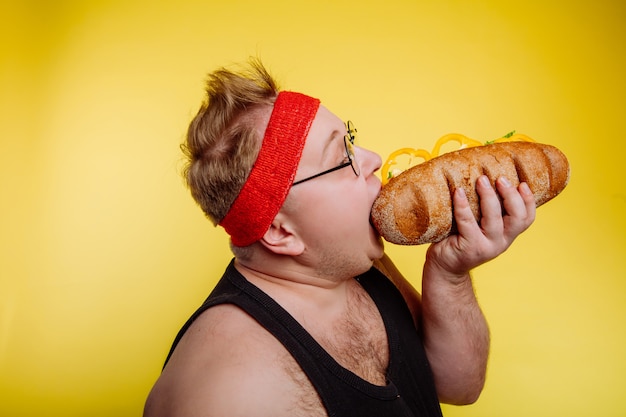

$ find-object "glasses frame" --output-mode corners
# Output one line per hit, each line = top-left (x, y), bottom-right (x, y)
(292, 121), (359, 186)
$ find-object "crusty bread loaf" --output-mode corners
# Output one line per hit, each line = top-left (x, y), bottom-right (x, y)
(371, 141), (570, 245)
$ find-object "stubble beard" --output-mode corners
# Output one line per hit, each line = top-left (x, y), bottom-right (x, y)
(314, 241), (375, 283)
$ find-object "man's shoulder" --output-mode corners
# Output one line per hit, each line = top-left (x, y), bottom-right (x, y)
(144, 304), (319, 417)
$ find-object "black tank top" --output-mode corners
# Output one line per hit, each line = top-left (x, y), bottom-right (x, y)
(164, 260), (443, 417)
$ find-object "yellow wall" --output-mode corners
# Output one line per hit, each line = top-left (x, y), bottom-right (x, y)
(1, 0), (624, 416)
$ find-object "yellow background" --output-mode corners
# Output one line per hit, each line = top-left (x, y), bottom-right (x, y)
(1, 0), (624, 416)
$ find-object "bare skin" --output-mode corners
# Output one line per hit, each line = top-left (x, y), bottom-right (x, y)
(144, 106), (536, 416)
(144, 265), (389, 417)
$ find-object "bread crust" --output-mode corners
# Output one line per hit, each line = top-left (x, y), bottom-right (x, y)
(371, 142), (570, 245)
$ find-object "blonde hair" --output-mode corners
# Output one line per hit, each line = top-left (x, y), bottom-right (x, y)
(181, 59), (280, 225)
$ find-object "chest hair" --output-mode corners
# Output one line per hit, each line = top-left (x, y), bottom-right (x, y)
(280, 281), (389, 417)
(319, 280), (390, 385)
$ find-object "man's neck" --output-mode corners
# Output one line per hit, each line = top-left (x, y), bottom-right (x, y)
(234, 258), (355, 320)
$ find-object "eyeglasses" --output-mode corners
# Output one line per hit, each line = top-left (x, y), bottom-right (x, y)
(292, 121), (360, 186)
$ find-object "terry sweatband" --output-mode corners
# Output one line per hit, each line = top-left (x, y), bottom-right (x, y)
(219, 91), (321, 246)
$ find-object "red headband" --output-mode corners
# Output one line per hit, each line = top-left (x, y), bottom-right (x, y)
(219, 91), (321, 246)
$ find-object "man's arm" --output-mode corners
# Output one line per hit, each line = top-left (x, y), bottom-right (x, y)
(421, 176), (536, 404)
(420, 261), (489, 405)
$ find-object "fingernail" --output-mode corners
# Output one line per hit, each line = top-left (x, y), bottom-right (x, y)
(479, 176), (490, 187)
(520, 182), (532, 195)
(499, 177), (511, 187)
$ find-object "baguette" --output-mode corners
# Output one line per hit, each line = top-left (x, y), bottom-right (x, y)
(371, 141), (570, 245)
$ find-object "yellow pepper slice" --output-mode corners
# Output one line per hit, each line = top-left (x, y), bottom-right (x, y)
(430, 133), (483, 157)
(381, 131), (535, 185)
(381, 148), (432, 186)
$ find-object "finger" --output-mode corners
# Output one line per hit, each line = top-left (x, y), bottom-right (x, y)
(496, 178), (536, 235)
(453, 188), (492, 249)
(495, 177), (527, 219)
(452, 187), (482, 239)
(475, 175), (504, 237)
(519, 182), (537, 222)
(513, 182), (536, 230)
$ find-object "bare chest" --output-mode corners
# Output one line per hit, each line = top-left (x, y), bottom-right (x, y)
(308, 281), (390, 386)
(280, 283), (390, 417)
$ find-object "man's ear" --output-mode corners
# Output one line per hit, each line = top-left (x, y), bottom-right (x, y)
(260, 214), (305, 256)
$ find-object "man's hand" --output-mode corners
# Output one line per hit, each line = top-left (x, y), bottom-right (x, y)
(427, 175), (536, 280)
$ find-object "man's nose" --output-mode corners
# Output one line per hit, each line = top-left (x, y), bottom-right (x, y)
(356, 146), (382, 177)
